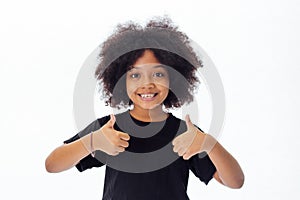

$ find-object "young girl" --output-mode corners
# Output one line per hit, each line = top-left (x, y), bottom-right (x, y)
(45, 17), (244, 199)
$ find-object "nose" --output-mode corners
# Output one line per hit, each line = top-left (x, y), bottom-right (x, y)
(141, 82), (155, 89)
(141, 75), (155, 89)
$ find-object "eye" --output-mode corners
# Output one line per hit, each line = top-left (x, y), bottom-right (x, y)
(153, 72), (165, 77)
(129, 73), (140, 79)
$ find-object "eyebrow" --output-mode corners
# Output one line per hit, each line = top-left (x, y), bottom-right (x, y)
(130, 64), (166, 70)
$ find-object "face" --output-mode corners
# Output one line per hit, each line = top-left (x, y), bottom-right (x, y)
(126, 50), (170, 111)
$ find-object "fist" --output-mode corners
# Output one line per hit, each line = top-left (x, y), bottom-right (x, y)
(93, 114), (130, 156)
(172, 115), (206, 160)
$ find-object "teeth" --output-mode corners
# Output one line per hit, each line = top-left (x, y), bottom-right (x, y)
(140, 94), (155, 98)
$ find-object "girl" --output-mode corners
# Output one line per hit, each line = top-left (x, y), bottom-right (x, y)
(45, 17), (244, 200)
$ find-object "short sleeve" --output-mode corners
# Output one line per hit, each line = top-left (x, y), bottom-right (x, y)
(188, 151), (216, 185)
(64, 116), (110, 172)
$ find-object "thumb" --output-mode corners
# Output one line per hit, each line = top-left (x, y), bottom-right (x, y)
(185, 114), (194, 131)
(108, 114), (116, 128)
(118, 131), (130, 141)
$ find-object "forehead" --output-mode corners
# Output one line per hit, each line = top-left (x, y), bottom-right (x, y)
(129, 64), (167, 71)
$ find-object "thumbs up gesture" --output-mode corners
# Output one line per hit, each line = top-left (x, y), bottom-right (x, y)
(172, 115), (206, 160)
(90, 114), (130, 156)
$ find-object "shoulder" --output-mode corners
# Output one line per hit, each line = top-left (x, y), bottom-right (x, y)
(96, 115), (110, 126)
(171, 114), (205, 132)
(168, 113), (186, 127)
(164, 113), (188, 137)
(167, 113), (182, 123)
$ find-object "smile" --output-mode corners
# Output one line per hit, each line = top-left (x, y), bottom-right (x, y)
(137, 93), (158, 101)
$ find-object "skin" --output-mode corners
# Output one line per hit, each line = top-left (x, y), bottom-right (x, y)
(46, 49), (244, 189)
(45, 115), (130, 172)
(127, 50), (244, 189)
(173, 115), (245, 188)
(126, 50), (170, 122)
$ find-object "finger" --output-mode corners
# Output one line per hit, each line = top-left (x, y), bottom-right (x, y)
(173, 144), (181, 153)
(178, 147), (187, 157)
(114, 146), (124, 153)
(110, 151), (119, 156)
(117, 147), (126, 152)
(118, 140), (129, 148)
(172, 137), (179, 146)
(182, 150), (194, 160)
(172, 134), (184, 146)
(108, 114), (116, 127)
(182, 154), (191, 160)
(118, 131), (130, 141)
(185, 114), (194, 130)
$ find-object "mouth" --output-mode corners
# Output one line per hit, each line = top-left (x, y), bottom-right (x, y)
(137, 93), (158, 101)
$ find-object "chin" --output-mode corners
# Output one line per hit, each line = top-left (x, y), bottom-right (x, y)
(138, 103), (161, 110)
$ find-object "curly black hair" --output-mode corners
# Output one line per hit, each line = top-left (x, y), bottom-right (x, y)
(95, 16), (203, 109)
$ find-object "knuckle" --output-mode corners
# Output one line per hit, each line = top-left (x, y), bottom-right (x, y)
(109, 151), (118, 156)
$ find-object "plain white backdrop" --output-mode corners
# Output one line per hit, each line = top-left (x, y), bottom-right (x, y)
(1, 0), (299, 199)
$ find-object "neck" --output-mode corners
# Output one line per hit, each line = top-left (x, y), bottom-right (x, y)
(130, 105), (168, 122)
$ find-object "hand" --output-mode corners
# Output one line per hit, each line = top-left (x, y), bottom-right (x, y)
(172, 114), (206, 160)
(88, 114), (130, 156)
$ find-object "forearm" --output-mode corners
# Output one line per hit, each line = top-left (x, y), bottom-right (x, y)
(45, 137), (90, 173)
(204, 135), (244, 188)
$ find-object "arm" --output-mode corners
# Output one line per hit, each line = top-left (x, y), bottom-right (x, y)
(45, 138), (90, 173)
(178, 131), (244, 188)
(172, 115), (244, 188)
(45, 114), (130, 173)
(204, 134), (244, 188)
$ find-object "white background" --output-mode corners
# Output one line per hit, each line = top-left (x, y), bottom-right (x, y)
(1, 0), (300, 199)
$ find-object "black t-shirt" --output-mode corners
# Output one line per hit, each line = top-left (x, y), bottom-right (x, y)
(64, 111), (216, 200)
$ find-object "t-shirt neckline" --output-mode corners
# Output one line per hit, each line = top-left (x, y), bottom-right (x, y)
(128, 110), (172, 125)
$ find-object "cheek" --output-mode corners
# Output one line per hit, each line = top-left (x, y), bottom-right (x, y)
(156, 81), (170, 97)
(163, 85), (170, 95)
(126, 79), (137, 97)
(162, 74), (170, 88)
(158, 79), (170, 89)
(163, 80), (170, 95)
(165, 79), (170, 88)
